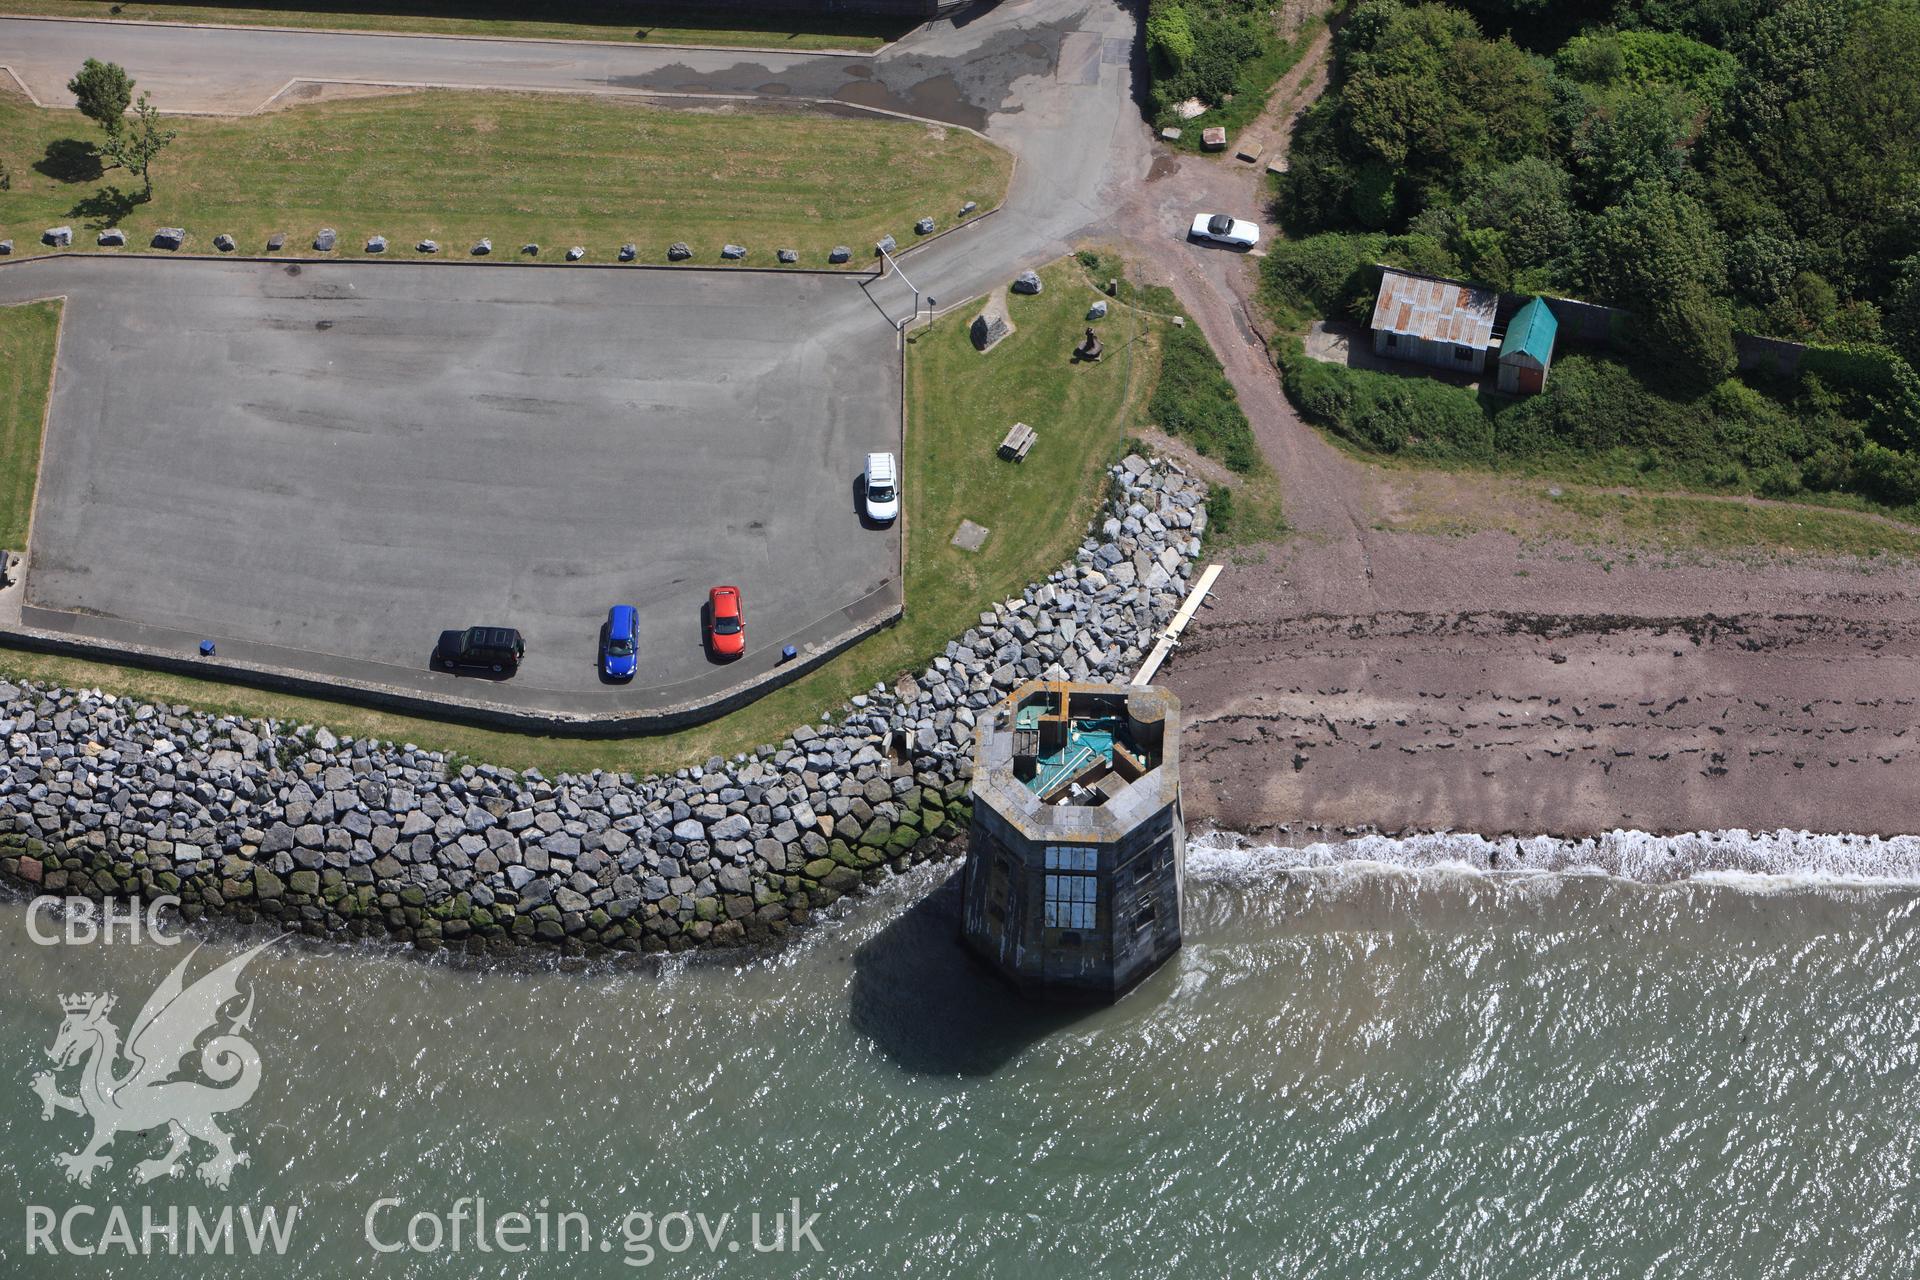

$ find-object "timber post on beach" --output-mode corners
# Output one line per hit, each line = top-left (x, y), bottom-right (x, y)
(961, 680), (1185, 1003)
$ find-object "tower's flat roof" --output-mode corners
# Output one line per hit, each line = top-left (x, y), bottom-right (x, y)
(973, 680), (1180, 842)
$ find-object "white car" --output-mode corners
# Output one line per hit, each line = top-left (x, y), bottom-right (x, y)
(1190, 213), (1261, 248)
(863, 451), (899, 524)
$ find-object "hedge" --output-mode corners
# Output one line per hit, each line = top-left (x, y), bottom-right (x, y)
(1276, 340), (1883, 501)
(1151, 323), (1258, 472)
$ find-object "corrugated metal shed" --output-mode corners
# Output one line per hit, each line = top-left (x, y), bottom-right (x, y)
(1370, 270), (1498, 351)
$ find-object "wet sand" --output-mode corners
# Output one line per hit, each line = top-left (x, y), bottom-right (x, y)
(1165, 530), (1920, 839)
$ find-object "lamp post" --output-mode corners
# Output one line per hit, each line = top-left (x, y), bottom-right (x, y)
(878, 242), (922, 333)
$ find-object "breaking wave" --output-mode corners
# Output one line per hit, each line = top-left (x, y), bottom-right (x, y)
(1188, 826), (1920, 889)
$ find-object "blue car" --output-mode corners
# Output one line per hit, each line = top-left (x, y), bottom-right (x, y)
(601, 605), (638, 680)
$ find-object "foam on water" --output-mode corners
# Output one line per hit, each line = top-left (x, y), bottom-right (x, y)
(1188, 826), (1920, 889)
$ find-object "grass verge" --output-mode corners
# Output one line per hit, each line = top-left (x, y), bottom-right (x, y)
(0, 257), (1159, 773)
(0, 299), (61, 550)
(0, 0), (903, 50)
(1538, 490), (1920, 562)
(1151, 321), (1258, 472)
(1377, 471), (1920, 564)
(0, 86), (1010, 266)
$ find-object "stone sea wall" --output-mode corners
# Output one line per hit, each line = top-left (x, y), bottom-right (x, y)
(0, 457), (1207, 955)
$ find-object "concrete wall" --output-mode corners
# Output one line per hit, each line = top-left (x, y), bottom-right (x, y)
(1735, 334), (1808, 377)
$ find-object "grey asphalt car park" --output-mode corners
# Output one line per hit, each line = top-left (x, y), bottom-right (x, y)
(0, 257), (899, 701)
(0, 0), (1143, 717)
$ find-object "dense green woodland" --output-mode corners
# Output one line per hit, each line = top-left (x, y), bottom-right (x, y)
(1263, 0), (1920, 514)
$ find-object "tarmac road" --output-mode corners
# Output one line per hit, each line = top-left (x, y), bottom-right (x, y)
(1, 15), (940, 117)
(0, 2), (1148, 318)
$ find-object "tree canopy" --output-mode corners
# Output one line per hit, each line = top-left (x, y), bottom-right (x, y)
(65, 58), (132, 130)
(1267, 0), (1920, 514)
(1281, 0), (1920, 333)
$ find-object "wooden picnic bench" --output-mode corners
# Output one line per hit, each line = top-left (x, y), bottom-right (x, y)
(998, 422), (1037, 462)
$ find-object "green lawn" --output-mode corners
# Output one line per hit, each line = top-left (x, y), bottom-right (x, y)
(0, 0), (903, 50)
(0, 300), (61, 550)
(0, 88), (1010, 266)
(903, 261), (1164, 629)
(0, 257), (1163, 774)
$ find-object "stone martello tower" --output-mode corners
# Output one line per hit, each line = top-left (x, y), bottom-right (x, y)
(961, 680), (1184, 1002)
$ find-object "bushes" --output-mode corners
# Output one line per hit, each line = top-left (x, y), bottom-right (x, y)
(1279, 339), (1492, 460)
(1278, 339), (1906, 506)
(1799, 342), (1908, 412)
(1146, 0), (1273, 116)
(1260, 234), (1385, 327)
(1642, 289), (1737, 389)
(1203, 482), (1235, 542)
(1281, 342), (1358, 424)
(1497, 353), (1807, 471)
(1554, 30), (1738, 110)
(1146, 4), (1196, 72)
(1176, 11), (1266, 106)
(1466, 157), (1576, 276)
(1151, 323), (1258, 472)
(1284, 0), (1920, 357)
(1258, 233), (1459, 328)
(1146, 0), (1317, 142)
(1366, 378), (1494, 459)
(1856, 442), (1920, 506)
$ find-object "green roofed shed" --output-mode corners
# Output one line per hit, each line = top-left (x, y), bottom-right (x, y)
(1497, 296), (1558, 395)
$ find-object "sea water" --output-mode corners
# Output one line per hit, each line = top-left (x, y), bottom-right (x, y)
(0, 831), (1914, 1278)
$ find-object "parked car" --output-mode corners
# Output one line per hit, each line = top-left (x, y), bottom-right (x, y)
(863, 451), (900, 523)
(601, 604), (638, 680)
(1189, 212), (1261, 248)
(434, 625), (524, 674)
(706, 586), (745, 658)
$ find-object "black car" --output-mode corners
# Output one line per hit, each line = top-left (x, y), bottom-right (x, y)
(433, 626), (525, 674)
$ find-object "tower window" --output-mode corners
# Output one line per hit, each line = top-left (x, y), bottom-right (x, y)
(1044, 874), (1096, 930)
(1043, 846), (1097, 930)
(1044, 846), (1096, 872)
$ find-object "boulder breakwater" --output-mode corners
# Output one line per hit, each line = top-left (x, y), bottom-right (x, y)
(0, 457), (1208, 955)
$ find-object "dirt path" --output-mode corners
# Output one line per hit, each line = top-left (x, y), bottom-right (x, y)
(1225, 19), (1334, 169)
(1105, 20), (1379, 598)
(1094, 27), (1920, 840)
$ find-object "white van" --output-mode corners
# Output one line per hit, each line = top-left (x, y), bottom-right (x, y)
(863, 452), (899, 524)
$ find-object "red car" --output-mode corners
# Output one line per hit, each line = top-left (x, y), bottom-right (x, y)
(706, 585), (745, 658)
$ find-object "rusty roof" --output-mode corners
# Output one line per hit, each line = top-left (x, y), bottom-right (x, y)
(1370, 269), (1498, 350)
